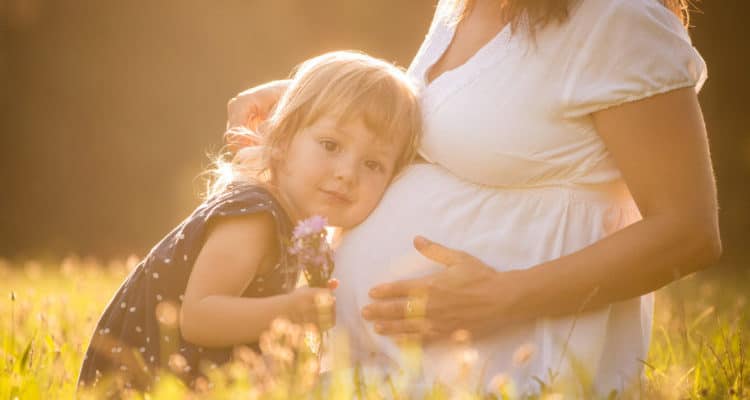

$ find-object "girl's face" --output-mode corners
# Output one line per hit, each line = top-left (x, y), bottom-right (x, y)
(274, 114), (404, 228)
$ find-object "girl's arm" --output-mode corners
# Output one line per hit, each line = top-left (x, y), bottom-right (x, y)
(362, 87), (721, 339)
(180, 213), (332, 348)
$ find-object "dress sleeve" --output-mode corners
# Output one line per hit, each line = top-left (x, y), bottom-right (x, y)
(202, 185), (280, 222)
(406, 0), (457, 76)
(561, 0), (707, 118)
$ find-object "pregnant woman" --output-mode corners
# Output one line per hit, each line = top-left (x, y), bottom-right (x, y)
(227, 0), (720, 395)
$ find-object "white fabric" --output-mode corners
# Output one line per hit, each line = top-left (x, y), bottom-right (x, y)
(332, 0), (706, 395)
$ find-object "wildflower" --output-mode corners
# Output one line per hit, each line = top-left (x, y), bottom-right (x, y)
(168, 353), (188, 374)
(488, 373), (510, 394)
(275, 347), (294, 364)
(155, 301), (179, 327)
(60, 255), (78, 277)
(125, 255), (140, 272)
(512, 343), (536, 367)
(24, 261), (43, 280)
(292, 215), (327, 237)
(0, 258), (10, 277)
(302, 324), (321, 355)
(271, 317), (292, 336)
(233, 345), (260, 366)
(193, 376), (210, 393)
(285, 323), (302, 348)
(451, 329), (471, 344)
(460, 348), (478, 366)
(259, 331), (284, 359)
(302, 357), (319, 375)
(288, 215), (334, 287)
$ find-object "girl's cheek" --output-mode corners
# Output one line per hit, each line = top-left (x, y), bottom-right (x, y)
(368, 176), (390, 196)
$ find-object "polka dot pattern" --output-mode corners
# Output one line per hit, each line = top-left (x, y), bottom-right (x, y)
(78, 184), (295, 391)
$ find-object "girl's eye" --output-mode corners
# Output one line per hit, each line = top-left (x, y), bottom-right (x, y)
(364, 160), (383, 172)
(320, 140), (339, 152)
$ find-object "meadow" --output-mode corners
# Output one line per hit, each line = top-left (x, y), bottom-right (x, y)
(0, 256), (747, 399)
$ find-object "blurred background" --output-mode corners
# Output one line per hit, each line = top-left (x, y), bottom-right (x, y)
(1, 1), (748, 274)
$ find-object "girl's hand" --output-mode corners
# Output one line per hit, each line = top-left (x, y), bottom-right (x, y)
(225, 80), (290, 150)
(287, 285), (337, 330)
(361, 236), (521, 342)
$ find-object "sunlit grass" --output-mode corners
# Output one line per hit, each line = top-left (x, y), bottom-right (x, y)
(0, 257), (747, 399)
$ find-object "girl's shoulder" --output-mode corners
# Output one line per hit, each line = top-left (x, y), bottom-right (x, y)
(197, 183), (298, 292)
(206, 184), (278, 221)
(201, 184), (290, 229)
(205, 182), (278, 208)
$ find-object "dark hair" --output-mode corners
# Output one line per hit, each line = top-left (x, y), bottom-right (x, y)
(453, 0), (691, 34)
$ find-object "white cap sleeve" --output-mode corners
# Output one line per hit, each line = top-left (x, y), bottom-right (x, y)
(562, 0), (707, 118)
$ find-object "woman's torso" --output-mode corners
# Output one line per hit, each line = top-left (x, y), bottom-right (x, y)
(332, 0), (705, 395)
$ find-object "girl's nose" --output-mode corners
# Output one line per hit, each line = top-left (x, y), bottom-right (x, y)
(333, 158), (357, 184)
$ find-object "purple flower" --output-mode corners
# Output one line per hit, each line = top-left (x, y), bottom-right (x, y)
(293, 215), (328, 238)
(288, 215), (334, 288)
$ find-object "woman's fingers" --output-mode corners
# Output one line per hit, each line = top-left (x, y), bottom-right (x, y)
(391, 333), (428, 346)
(227, 95), (256, 129)
(367, 237), (473, 300)
(362, 240), (505, 340)
(245, 110), (268, 132)
(361, 299), (409, 321)
(368, 276), (424, 299)
(374, 318), (433, 336)
(363, 237), (500, 340)
(363, 291), (429, 318)
(226, 79), (290, 129)
(413, 236), (471, 267)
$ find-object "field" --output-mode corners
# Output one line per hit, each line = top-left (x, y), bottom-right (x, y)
(0, 257), (747, 399)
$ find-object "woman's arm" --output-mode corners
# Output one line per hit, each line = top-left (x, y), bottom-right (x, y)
(224, 80), (291, 152)
(522, 86), (721, 315)
(226, 80), (290, 129)
(363, 87), (721, 340)
(180, 213), (333, 347)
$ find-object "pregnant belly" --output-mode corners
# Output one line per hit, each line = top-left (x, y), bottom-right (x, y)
(331, 163), (644, 391)
(336, 162), (635, 279)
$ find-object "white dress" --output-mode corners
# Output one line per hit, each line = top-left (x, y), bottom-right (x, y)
(332, 0), (706, 395)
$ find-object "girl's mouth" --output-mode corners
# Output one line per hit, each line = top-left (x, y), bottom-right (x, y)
(320, 189), (352, 204)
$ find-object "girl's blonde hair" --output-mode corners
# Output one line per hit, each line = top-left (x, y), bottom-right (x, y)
(206, 50), (422, 199)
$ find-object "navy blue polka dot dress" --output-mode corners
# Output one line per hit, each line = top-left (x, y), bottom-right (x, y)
(78, 183), (297, 391)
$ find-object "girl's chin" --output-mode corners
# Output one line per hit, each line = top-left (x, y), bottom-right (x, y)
(318, 215), (352, 230)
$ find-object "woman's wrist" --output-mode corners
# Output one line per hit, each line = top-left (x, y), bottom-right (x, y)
(501, 252), (623, 323)
(487, 268), (541, 326)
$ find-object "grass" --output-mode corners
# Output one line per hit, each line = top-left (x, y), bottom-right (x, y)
(0, 256), (747, 399)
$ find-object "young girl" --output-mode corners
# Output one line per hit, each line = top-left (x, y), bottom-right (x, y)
(78, 50), (422, 393)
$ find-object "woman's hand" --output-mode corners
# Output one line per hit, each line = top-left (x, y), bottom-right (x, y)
(225, 79), (290, 150)
(361, 236), (520, 342)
